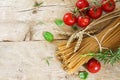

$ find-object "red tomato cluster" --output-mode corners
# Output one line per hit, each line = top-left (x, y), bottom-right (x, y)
(63, 0), (115, 28)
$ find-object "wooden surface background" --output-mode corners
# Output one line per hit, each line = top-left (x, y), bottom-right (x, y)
(0, 0), (120, 80)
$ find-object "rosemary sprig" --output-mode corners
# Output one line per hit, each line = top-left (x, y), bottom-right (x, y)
(80, 47), (120, 65)
(97, 48), (120, 65)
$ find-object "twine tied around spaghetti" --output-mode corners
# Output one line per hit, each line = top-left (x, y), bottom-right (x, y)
(56, 8), (120, 52)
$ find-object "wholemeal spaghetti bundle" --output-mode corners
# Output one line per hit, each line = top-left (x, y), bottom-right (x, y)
(56, 15), (120, 74)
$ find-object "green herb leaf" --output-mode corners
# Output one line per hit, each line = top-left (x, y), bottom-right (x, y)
(34, 1), (43, 7)
(55, 19), (64, 27)
(46, 59), (50, 66)
(43, 32), (54, 42)
(37, 21), (45, 25)
(45, 57), (53, 66)
(80, 53), (95, 58)
(47, 57), (53, 59)
(79, 71), (88, 80)
(72, 25), (78, 30)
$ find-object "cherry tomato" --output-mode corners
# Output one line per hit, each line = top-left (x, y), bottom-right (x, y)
(86, 58), (101, 73)
(76, 0), (89, 10)
(102, 0), (115, 12)
(77, 15), (90, 28)
(87, 6), (102, 19)
(63, 12), (77, 26)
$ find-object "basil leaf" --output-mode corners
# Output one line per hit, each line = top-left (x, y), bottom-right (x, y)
(55, 19), (64, 27)
(43, 32), (54, 42)
(79, 71), (88, 80)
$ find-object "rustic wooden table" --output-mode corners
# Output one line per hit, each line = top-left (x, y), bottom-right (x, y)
(0, 0), (120, 80)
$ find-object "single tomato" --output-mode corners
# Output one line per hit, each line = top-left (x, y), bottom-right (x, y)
(87, 6), (102, 19)
(76, 0), (89, 10)
(86, 58), (101, 73)
(77, 15), (90, 28)
(102, 0), (115, 12)
(63, 12), (77, 26)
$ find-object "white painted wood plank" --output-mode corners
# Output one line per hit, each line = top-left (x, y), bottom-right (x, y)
(0, 0), (75, 41)
(0, 42), (119, 80)
(0, 0), (75, 21)
(0, 42), (67, 80)
(0, 21), (29, 41)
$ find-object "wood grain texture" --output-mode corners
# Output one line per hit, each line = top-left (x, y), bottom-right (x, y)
(0, 0), (120, 80)
(0, 21), (29, 41)
(0, 42), (120, 80)
(0, 0), (75, 41)
(0, 42), (66, 80)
